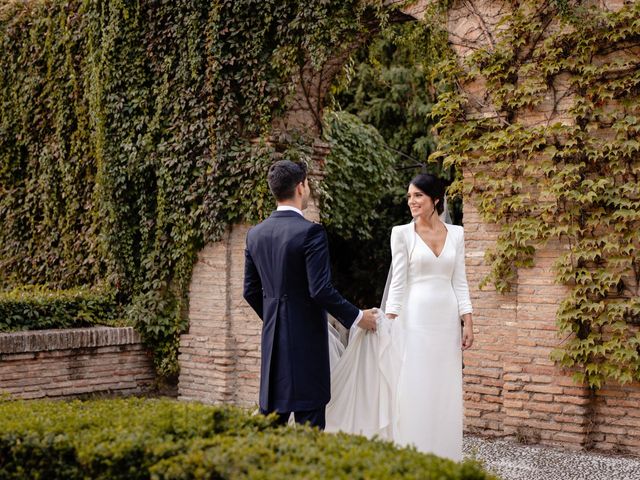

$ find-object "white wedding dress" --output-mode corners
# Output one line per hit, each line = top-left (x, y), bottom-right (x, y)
(326, 220), (472, 463)
(325, 314), (401, 440)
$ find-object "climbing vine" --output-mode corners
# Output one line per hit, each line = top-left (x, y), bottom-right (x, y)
(5, 0), (637, 388)
(0, 0), (385, 376)
(427, 1), (640, 387)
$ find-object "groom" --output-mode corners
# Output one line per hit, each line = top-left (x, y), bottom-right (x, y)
(243, 160), (377, 430)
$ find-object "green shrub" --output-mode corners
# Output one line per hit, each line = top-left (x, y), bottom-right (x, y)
(0, 399), (496, 480)
(0, 286), (121, 332)
(0, 399), (278, 480)
(150, 430), (495, 480)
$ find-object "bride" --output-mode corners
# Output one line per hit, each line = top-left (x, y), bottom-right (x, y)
(326, 173), (474, 462)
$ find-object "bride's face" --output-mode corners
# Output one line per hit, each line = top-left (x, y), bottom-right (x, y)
(407, 183), (435, 218)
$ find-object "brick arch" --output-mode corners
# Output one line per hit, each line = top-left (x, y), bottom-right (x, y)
(179, 0), (640, 454)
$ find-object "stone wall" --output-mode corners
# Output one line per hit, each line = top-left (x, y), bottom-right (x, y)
(0, 327), (154, 399)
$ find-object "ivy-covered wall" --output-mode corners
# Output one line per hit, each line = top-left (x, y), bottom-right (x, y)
(429, 0), (640, 388)
(0, 0), (389, 376)
(4, 0), (639, 452)
(414, 0), (640, 451)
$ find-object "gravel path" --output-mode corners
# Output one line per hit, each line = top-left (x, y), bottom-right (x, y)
(463, 435), (640, 480)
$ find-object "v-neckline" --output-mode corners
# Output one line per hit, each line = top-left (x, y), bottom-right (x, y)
(414, 223), (449, 259)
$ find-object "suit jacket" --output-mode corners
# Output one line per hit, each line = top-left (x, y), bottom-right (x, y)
(243, 210), (360, 412)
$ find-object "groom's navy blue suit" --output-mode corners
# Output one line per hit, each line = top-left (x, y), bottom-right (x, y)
(243, 210), (360, 426)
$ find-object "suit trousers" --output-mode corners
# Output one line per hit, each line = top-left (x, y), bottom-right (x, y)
(260, 406), (326, 430)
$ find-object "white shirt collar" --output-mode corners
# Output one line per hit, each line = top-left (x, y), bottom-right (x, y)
(277, 205), (304, 217)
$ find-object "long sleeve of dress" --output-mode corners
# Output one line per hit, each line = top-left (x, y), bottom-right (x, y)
(385, 227), (408, 316)
(452, 227), (473, 316)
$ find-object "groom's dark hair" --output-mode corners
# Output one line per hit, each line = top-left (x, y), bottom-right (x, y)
(268, 160), (307, 201)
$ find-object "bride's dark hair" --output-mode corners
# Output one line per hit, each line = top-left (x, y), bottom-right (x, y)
(409, 174), (445, 216)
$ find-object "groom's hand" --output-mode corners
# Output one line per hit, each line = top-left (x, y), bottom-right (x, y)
(358, 309), (377, 332)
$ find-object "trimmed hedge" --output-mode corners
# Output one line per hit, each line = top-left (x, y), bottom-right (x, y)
(0, 399), (497, 480)
(0, 286), (121, 332)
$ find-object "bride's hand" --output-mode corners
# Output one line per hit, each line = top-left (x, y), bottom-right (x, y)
(462, 323), (474, 350)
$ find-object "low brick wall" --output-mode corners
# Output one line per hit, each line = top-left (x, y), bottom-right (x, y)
(0, 327), (155, 399)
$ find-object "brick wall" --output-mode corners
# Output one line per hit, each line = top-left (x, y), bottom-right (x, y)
(178, 224), (261, 407)
(446, 0), (640, 455)
(461, 199), (597, 449)
(592, 381), (640, 452)
(0, 327), (154, 399)
(461, 199), (514, 436)
(462, 196), (640, 453)
(181, 197), (640, 453)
